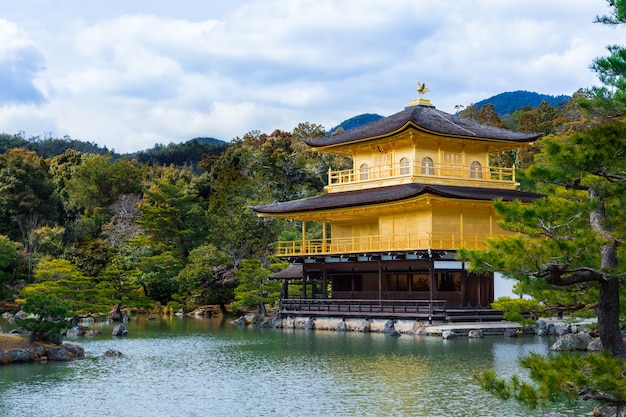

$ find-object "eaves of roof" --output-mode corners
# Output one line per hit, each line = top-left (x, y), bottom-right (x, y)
(304, 105), (542, 149)
(268, 263), (303, 280)
(251, 183), (544, 215)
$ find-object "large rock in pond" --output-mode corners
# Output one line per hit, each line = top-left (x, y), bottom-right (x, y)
(6, 348), (33, 363)
(62, 341), (85, 358)
(554, 322), (570, 336)
(384, 320), (400, 337)
(356, 319), (371, 333)
(104, 349), (123, 357)
(112, 324), (128, 337)
(550, 333), (593, 351)
(468, 329), (484, 338)
(593, 405), (626, 417)
(41, 331), (64, 345)
(336, 321), (348, 332)
(66, 325), (87, 337)
(587, 337), (603, 352)
(45, 347), (71, 361)
(12, 310), (28, 323)
(442, 330), (457, 340)
(503, 328), (520, 337)
(109, 304), (124, 321)
(250, 314), (264, 327)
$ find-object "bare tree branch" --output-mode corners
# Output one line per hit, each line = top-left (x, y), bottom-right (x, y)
(537, 211), (582, 239)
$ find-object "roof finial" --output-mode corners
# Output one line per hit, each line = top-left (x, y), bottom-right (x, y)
(407, 82), (433, 107)
(417, 82), (430, 98)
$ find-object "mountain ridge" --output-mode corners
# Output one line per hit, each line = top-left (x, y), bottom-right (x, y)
(330, 90), (571, 133)
(473, 90), (570, 116)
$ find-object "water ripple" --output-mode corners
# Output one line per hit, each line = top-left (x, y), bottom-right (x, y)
(0, 317), (589, 417)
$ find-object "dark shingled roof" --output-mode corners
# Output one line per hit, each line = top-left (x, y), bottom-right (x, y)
(269, 263), (303, 280)
(251, 183), (544, 215)
(304, 105), (542, 148)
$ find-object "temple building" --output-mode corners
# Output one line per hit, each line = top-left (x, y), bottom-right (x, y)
(251, 92), (543, 321)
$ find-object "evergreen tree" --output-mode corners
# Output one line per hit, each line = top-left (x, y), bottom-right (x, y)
(233, 259), (284, 316)
(177, 244), (235, 314)
(477, 103), (507, 128)
(132, 166), (208, 304)
(0, 235), (19, 299)
(462, 120), (626, 356)
(466, 3), (626, 411)
(581, 0), (626, 117)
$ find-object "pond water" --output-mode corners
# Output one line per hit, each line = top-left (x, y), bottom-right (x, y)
(0, 316), (591, 417)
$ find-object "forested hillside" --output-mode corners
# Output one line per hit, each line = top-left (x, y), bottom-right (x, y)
(473, 90), (570, 116)
(0, 122), (351, 319)
(328, 113), (384, 135)
(0, 133), (113, 157)
(133, 137), (228, 168)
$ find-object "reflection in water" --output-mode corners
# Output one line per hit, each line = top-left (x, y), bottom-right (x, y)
(0, 316), (588, 417)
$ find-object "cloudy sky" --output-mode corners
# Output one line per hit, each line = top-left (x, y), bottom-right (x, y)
(0, 1), (620, 153)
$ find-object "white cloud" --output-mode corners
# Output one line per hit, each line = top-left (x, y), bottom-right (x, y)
(0, 19), (46, 104)
(0, 1), (620, 152)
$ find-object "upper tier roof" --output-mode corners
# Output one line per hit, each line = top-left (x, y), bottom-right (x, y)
(251, 183), (544, 215)
(304, 104), (542, 148)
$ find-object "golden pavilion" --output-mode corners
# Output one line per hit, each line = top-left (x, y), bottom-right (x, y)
(252, 92), (542, 321)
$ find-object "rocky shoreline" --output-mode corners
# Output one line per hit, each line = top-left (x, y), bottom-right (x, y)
(0, 310), (113, 365)
(0, 334), (85, 365)
(234, 313), (608, 353)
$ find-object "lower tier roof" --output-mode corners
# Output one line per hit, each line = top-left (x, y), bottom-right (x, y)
(251, 183), (544, 215)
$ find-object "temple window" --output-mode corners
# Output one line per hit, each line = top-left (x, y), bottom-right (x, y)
(421, 157), (434, 175)
(470, 161), (483, 179)
(437, 272), (461, 292)
(411, 273), (430, 291)
(399, 157), (410, 175)
(359, 163), (369, 180)
(387, 274), (409, 291)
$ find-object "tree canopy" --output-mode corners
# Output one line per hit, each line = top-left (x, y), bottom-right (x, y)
(465, 1), (626, 413)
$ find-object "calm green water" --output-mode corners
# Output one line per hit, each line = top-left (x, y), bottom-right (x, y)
(0, 316), (590, 417)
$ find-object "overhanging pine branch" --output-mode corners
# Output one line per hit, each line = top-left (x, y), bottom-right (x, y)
(538, 263), (607, 285)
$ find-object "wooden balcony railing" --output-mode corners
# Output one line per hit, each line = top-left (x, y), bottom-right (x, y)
(280, 299), (448, 322)
(276, 232), (501, 256)
(327, 160), (516, 190)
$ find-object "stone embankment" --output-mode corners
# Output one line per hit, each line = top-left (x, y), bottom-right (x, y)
(0, 334), (85, 365)
(234, 314), (607, 352)
(1, 312), (87, 365)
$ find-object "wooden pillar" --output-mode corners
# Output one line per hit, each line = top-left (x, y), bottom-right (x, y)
(302, 274), (307, 299)
(301, 220), (307, 254)
(322, 269), (328, 299)
(429, 258), (436, 302)
(322, 220), (327, 253)
(428, 258), (436, 324)
(282, 280), (288, 299)
(351, 272), (355, 296)
(457, 210), (466, 246)
(378, 261), (383, 303)
(461, 268), (468, 307)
